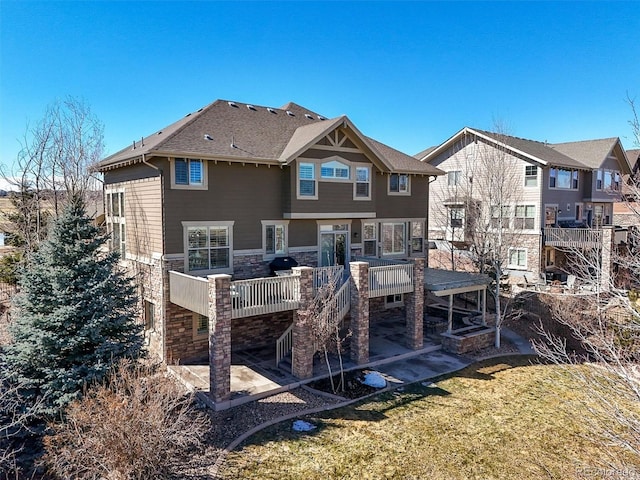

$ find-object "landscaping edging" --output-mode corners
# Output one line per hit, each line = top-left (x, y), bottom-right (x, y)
(208, 352), (538, 479)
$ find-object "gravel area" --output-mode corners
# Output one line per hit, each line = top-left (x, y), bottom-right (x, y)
(177, 387), (345, 478)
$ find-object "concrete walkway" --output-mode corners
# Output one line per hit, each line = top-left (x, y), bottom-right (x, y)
(169, 326), (535, 410)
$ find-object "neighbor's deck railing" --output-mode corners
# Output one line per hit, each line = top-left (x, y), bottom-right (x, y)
(231, 275), (300, 319)
(169, 271), (209, 317)
(369, 263), (414, 298)
(543, 227), (602, 248)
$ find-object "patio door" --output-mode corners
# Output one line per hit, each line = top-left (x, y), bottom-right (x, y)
(320, 224), (349, 267)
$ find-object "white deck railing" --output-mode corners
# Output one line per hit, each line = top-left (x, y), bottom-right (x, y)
(544, 227), (602, 248)
(369, 264), (414, 298)
(231, 275), (300, 319)
(168, 271), (209, 316)
(313, 265), (344, 291)
(276, 323), (294, 366)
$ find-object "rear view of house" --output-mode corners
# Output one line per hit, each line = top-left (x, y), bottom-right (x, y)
(97, 100), (443, 403)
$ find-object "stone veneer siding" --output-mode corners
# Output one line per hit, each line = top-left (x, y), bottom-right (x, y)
(231, 311), (293, 350)
(349, 262), (370, 364)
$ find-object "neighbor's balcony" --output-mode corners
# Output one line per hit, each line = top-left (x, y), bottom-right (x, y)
(543, 227), (602, 248)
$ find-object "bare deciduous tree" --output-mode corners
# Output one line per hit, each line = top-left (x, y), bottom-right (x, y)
(429, 124), (527, 347)
(0, 96), (104, 256)
(299, 273), (350, 394)
(531, 98), (640, 467)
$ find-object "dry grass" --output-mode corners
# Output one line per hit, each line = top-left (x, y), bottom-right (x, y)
(219, 356), (640, 480)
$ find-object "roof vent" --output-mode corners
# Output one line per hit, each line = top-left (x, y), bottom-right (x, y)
(228, 101), (239, 108)
(247, 104), (256, 111)
(286, 110), (295, 116)
(305, 113), (313, 120)
(185, 113), (191, 117)
(157, 131), (162, 135)
(317, 115), (326, 121)
(197, 108), (203, 112)
(267, 107), (276, 114)
(204, 134), (213, 141)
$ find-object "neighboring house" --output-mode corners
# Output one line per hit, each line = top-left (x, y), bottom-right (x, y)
(416, 127), (632, 285)
(96, 100), (445, 402)
(615, 149), (640, 227)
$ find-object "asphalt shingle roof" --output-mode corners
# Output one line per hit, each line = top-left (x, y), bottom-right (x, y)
(98, 100), (440, 175)
(419, 127), (629, 172)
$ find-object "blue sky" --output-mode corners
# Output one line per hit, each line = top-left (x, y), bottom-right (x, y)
(1, 1), (639, 174)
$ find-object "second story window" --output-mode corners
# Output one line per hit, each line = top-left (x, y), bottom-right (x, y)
(524, 165), (538, 187)
(549, 168), (579, 190)
(175, 158), (204, 186)
(598, 169), (621, 191)
(298, 163), (317, 199)
(389, 173), (409, 194)
(354, 166), (371, 199)
(447, 170), (461, 186)
(449, 207), (464, 228)
(514, 205), (536, 230)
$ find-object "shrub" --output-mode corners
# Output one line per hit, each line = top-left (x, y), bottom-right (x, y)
(43, 360), (209, 480)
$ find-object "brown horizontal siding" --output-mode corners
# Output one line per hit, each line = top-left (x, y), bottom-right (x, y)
(164, 161), (283, 253)
(375, 173), (429, 219)
(122, 177), (163, 256)
(289, 219), (317, 247)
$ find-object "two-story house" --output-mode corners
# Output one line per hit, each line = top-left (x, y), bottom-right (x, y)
(417, 127), (632, 285)
(97, 100), (443, 403)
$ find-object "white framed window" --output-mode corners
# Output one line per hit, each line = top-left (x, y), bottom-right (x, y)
(320, 160), (350, 180)
(381, 222), (406, 256)
(447, 170), (461, 186)
(172, 158), (206, 189)
(354, 166), (371, 200)
(614, 172), (621, 191)
(182, 221), (234, 274)
(106, 190), (126, 257)
(524, 165), (538, 187)
(514, 205), (536, 230)
(449, 207), (464, 228)
(385, 293), (404, 308)
(508, 248), (527, 269)
(545, 205), (558, 226)
(298, 162), (317, 199)
(262, 220), (289, 259)
(389, 173), (410, 194)
(193, 314), (208, 339)
(411, 221), (424, 254)
(144, 300), (155, 331)
(596, 170), (603, 190)
(549, 167), (578, 190)
(490, 205), (510, 229)
(362, 222), (377, 256)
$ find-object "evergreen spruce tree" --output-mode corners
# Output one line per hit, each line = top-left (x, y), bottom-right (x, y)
(2, 196), (143, 417)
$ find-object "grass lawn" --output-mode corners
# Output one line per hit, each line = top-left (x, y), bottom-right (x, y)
(219, 356), (640, 480)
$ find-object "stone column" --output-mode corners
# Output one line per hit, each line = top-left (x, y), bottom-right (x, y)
(600, 226), (613, 292)
(349, 261), (369, 364)
(292, 266), (314, 379)
(208, 274), (232, 403)
(405, 257), (425, 350)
